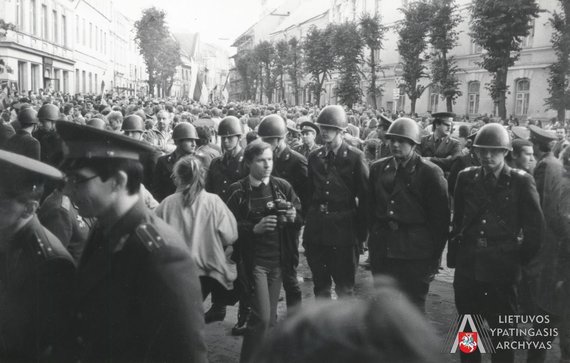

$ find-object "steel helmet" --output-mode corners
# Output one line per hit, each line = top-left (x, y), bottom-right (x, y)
(473, 123), (511, 151)
(172, 122), (199, 141)
(38, 104), (60, 121)
(386, 117), (421, 144)
(258, 114), (287, 138)
(218, 116), (242, 137)
(122, 115), (145, 132)
(87, 118), (106, 130)
(316, 105), (348, 130)
(18, 108), (39, 126)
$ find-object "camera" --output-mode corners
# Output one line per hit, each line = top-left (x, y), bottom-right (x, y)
(266, 199), (292, 227)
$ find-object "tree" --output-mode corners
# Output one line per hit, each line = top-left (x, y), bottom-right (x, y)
(470, 0), (540, 119)
(275, 39), (289, 103)
(254, 41), (276, 103)
(397, 1), (434, 114)
(333, 22), (365, 109)
(287, 37), (304, 105)
(429, 0), (462, 112)
(235, 49), (260, 100)
(134, 7), (181, 97)
(303, 25), (337, 106)
(545, 0), (570, 121)
(359, 13), (386, 109)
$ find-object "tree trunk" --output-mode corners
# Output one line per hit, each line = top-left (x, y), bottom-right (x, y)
(259, 65), (264, 104)
(497, 68), (508, 120)
(558, 107), (565, 122)
(410, 97), (416, 115)
(280, 73), (284, 102)
(370, 48), (377, 109)
(446, 96), (453, 112)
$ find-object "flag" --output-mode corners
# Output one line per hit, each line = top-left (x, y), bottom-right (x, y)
(199, 81), (209, 105)
(222, 88), (229, 104)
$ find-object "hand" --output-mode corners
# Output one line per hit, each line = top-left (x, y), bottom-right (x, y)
(224, 246), (234, 259)
(253, 215), (278, 234)
(285, 207), (296, 222)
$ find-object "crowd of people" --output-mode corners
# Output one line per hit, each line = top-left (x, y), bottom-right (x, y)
(0, 90), (569, 363)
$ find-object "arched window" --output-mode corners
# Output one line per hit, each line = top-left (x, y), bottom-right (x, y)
(515, 79), (530, 116)
(467, 81), (480, 115)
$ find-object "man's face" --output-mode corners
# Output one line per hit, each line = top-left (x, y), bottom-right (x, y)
(0, 192), (27, 232)
(41, 120), (55, 131)
(319, 126), (340, 143)
(124, 131), (143, 141)
(222, 135), (240, 152)
(476, 147), (507, 171)
(388, 136), (414, 160)
(157, 113), (170, 132)
(435, 120), (453, 137)
(514, 145), (535, 172)
(176, 139), (196, 155)
(248, 148), (273, 180)
(64, 168), (114, 219)
(301, 130), (316, 145)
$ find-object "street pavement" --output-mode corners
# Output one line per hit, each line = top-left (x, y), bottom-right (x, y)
(203, 249), (561, 363)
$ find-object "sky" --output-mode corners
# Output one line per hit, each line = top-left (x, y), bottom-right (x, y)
(114, 0), (263, 50)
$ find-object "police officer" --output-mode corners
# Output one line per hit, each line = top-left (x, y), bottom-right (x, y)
(4, 107), (41, 160)
(294, 121), (320, 159)
(56, 121), (207, 363)
(368, 118), (450, 311)
(34, 103), (63, 166)
(204, 116), (249, 329)
(448, 130), (480, 195)
(448, 123), (543, 363)
(364, 114), (393, 164)
(258, 114), (307, 309)
(304, 105), (369, 298)
(153, 122), (199, 202)
(0, 150), (75, 361)
(418, 112), (461, 173)
(529, 125), (559, 201)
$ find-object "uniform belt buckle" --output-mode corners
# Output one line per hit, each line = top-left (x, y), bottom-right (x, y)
(319, 204), (328, 213)
(388, 221), (399, 231)
(476, 238), (488, 248)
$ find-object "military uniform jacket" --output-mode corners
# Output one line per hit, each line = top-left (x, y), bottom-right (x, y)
(74, 198), (207, 363)
(273, 146), (309, 215)
(0, 216), (75, 362)
(418, 134), (461, 172)
(450, 165), (543, 283)
(304, 141), (369, 246)
(152, 151), (180, 202)
(448, 151), (480, 196)
(205, 149), (247, 202)
(294, 143), (319, 160)
(33, 128), (63, 166)
(533, 152), (558, 202)
(368, 153), (450, 260)
(4, 130), (40, 160)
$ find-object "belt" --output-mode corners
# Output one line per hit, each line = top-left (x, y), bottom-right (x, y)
(311, 201), (354, 214)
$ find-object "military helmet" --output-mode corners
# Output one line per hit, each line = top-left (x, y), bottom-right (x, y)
(386, 117), (421, 144)
(122, 115), (145, 132)
(87, 118), (107, 130)
(172, 122), (199, 141)
(218, 116), (242, 137)
(18, 108), (39, 126)
(473, 123), (511, 151)
(316, 105), (348, 130)
(258, 114), (287, 138)
(37, 104), (60, 121)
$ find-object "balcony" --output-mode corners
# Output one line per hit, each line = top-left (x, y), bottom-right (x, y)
(2, 30), (74, 63)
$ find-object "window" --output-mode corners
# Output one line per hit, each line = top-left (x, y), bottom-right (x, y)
(515, 79), (530, 116)
(62, 15), (67, 47)
(89, 23), (92, 48)
(31, 64), (40, 91)
(18, 62), (26, 91)
(75, 69), (80, 93)
(522, 20), (535, 48)
(470, 39), (482, 54)
(53, 10), (58, 44)
(63, 71), (69, 93)
(30, 0), (37, 35)
(467, 81), (480, 115)
(429, 90), (439, 112)
(83, 18), (86, 46)
(41, 5), (47, 40)
(103, 32), (107, 54)
(95, 26), (98, 51)
(15, 0), (23, 28)
(95, 74), (98, 93)
(82, 70), (86, 93)
(89, 72), (92, 93)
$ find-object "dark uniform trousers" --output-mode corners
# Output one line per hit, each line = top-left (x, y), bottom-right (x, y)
(368, 154), (449, 312)
(273, 146), (308, 307)
(304, 142), (369, 299)
(449, 165), (543, 363)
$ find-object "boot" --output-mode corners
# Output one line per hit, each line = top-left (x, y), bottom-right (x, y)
(231, 306), (251, 336)
(204, 303), (226, 324)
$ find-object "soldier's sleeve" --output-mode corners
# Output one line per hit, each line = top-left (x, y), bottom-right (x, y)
(354, 151), (370, 243)
(38, 203), (74, 248)
(448, 170), (467, 268)
(152, 158), (168, 202)
(519, 173), (544, 264)
(204, 159), (217, 193)
(295, 155), (309, 217)
(367, 162), (379, 232)
(424, 165), (450, 260)
(447, 157), (464, 197)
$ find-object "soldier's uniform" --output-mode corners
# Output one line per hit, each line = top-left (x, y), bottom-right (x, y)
(206, 149), (247, 201)
(448, 150), (480, 195)
(56, 121), (208, 363)
(294, 142), (319, 160)
(449, 125), (543, 363)
(304, 141), (369, 298)
(418, 133), (461, 172)
(0, 150), (76, 362)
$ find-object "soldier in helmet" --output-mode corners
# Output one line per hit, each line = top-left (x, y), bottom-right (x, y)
(448, 123), (543, 363)
(122, 114), (160, 189)
(448, 130), (480, 195)
(3, 107), (40, 160)
(34, 103), (63, 166)
(304, 105), (369, 299)
(368, 118), (449, 311)
(153, 122), (199, 202)
(417, 112), (461, 173)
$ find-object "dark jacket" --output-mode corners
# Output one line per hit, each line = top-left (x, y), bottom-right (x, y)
(368, 153), (450, 260)
(294, 143), (319, 160)
(4, 130), (40, 160)
(449, 164), (543, 283)
(273, 145), (308, 215)
(448, 151), (480, 196)
(0, 216), (75, 362)
(152, 151), (179, 202)
(33, 128), (64, 166)
(74, 198), (207, 363)
(533, 152), (557, 202)
(418, 134), (461, 172)
(226, 176), (302, 293)
(304, 141), (369, 246)
(0, 122), (16, 149)
(205, 149), (247, 202)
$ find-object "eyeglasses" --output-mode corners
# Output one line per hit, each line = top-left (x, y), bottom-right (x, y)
(65, 174), (99, 186)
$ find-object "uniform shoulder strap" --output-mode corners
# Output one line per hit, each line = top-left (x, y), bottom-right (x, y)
(135, 223), (165, 252)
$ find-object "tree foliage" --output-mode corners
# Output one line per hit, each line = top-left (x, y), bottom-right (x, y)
(545, 0), (570, 121)
(470, 0), (540, 119)
(429, 0), (462, 112)
(254, 41), (276, 103)
(333, 22), (365, 109)
(134, 7), (182, 97)
(359, 13), (386, 109)
(397, 1), (434, 114)
(235, 50), (259, 100)
(286, 37), (304, 105)
(303, 25), (337, 106)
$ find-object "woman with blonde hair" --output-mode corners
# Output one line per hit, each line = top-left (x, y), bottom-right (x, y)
(156, 155), (238, 301)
